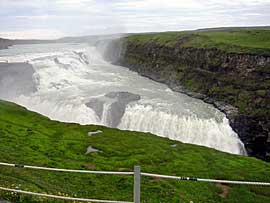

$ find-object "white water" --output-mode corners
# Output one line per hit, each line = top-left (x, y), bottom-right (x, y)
(0, 43), (246, 155)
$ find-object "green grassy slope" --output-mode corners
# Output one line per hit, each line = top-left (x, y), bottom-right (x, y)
(0, 100), (270, 203)
(127, 30), (270, 55)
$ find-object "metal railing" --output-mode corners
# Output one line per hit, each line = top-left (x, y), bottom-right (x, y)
(0, 162), (270, 203)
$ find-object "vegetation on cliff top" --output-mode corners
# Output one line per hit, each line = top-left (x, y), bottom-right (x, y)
(0, 100), (270, 203)
(126, 29), (270, 55)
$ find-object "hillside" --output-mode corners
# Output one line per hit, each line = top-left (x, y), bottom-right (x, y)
(108, 29), (270, 161)
(0, 99), (270, 203)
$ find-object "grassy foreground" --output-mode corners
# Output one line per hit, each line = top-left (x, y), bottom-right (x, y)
(0, 100), (270, 203)
(127, 29), (270, 55)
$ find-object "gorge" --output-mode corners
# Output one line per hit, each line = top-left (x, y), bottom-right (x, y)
(104, 30), (270, 161)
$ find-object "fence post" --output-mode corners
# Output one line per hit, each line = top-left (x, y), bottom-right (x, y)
(134, 166), (141, 203)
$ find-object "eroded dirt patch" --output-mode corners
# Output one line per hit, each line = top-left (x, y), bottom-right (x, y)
(216, 183), (230, 198)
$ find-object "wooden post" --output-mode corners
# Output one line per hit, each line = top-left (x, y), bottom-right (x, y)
(134, 166), (141, 203)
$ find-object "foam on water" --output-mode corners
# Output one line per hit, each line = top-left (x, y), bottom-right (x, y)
(0, 43), (246, 155)
(118, 103), (245, 154)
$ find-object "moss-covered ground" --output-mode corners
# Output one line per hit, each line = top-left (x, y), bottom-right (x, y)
(0, 100), (270, 202)
(126, 30), (270, 55)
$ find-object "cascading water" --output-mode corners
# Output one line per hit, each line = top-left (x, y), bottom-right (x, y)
(0, 42), (246, 155)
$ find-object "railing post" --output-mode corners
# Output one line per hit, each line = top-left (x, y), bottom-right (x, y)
(134, 166), (141, 203)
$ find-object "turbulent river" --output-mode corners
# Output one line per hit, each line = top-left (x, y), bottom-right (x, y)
(0, 42), (246, 155)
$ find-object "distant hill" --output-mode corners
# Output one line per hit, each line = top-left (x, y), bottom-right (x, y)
(195, 26), (270, 32)
(0, 34), (127, 50)
(1, 26), (269, 48)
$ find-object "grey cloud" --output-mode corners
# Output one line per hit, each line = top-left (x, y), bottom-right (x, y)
(0, 0), (269, 39)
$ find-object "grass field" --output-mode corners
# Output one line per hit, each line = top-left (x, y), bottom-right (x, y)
(126, 29), (270, 55)
(0, 100), (269, 202)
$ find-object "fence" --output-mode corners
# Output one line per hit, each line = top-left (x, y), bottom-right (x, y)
(0, 162), (270, 203)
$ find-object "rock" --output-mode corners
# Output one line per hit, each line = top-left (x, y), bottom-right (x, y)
(203, 97), (215, 104)
(86, 99), (105, 119)
(87, 130), (103, 136)
(186, 92), (206, 100)
(104, 91), (141, 127)
(105, 91), (141, 103)
(170, 85), (186, 93)
(86, 92), (141, 127)
(0, 38), (13, 50)
(85, 146), (100, 154)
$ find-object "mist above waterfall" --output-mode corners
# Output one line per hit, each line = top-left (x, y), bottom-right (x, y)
(0, 41), (246, 155)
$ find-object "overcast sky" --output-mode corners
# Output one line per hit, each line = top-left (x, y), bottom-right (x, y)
(0, 0), (269, 39)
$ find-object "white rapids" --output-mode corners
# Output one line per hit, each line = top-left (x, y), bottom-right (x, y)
(0, 42), (246, 155)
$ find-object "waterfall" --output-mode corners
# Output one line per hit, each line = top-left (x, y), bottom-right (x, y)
(0, 42), (246, 155)
(118, 103), (245, 154)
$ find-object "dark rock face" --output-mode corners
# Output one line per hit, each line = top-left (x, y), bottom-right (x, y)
(104, 92), (141, 127)
(107, 40), (270, 161)
(86, 92), (141, 127)
(105, 91), (141, 103)
(231, 115), (269, 159)
(86, 98), (105, 119)
(0, 38), (13, 50)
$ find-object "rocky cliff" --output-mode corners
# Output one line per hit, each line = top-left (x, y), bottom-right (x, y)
(0, 38), (12, 50)
(105, 32), (270, 161)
